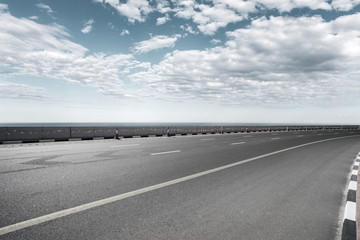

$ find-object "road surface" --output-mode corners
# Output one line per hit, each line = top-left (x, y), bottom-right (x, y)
(1, 130), (360, 239)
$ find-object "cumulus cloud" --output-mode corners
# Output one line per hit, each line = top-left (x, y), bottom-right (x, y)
(174, 0), (243, 35)
(93, 0), (359, 35)
(171, 0), (334, 35)
(180, 24), (198, 34)
(81, 19), (94, 34)
(254, 0), (331, 12)
(156, 14), (170, 25)
(133, 35), (180, 53)
(129, 14), (360, 106)
(156, 0), (172, 14)
(121, 29), (130, 36)
(217, 0), (257, 16)
(331, 0), (360, 11)
(95, 0), (152, 23)
(0, 7), (146, 99)
(210, 39), (221, 45)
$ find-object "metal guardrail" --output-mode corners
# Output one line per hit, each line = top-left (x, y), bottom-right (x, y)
(0, 125), (359, 143)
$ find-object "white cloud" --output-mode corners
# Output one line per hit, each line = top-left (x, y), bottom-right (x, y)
(121, 29), (130, 36)
(0, 7), (145, 99)
(0, 3), (7, 12)
(156, 14), (170, 25)
(210, 39), (221, 45)
(171, 0), (356, 35)
(331, 0), (360, 11)
(129, 14), (360, 107)
(180, 24), (198, 34)
(156, 0), (172, 14)
(174, 1), (243, 35)
(254, 0), (331, 12)
(35, 3), (54, 14)
(217, 0), (257, 16)
(96, 0), (153, 23)
(0, 80), (48, 101)
(133, 35), (180, 53)
(81, 19), (94, 34)
(93, 0), (359, 36)
(29, 16), (39, 20)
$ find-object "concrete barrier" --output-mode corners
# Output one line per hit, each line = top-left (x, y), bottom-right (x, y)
(117, 127), (134, 138)
(188, 127), (199, 135)
(133, 127), (150, 137)
(204, 126), (217, 134)
(0, 127), (7, 142)
(200, 127), (215, 134)
(70, 127), (95, 139)
(94, 128), (116, 138)
(132, 127), (166, 137)
(148, 127), (165, 136)
(0, 125), (358, 143)
(6, 127), (42, 142)
(41, 127), (70, 140)
(174, 127), (189, 135)
(223, 126), (239, 133)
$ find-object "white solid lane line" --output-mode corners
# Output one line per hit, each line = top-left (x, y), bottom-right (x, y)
(0, 135), (358, 236)
(150, 150), (181, 156)
(230, 142), (245, 145)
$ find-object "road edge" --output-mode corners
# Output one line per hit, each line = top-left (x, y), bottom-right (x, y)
(342, 152), (359, 240)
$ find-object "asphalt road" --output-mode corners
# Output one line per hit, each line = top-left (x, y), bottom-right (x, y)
(1, 130), (360, 239)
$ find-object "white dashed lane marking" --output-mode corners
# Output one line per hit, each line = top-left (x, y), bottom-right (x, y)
(150, 150), (181, 156)
(230, 142), (246, 145)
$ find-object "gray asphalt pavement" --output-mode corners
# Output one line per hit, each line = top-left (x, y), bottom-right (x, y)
(1, 130), (360, 239)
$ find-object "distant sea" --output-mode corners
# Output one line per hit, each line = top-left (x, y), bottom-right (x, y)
(0, 122), (294, 127)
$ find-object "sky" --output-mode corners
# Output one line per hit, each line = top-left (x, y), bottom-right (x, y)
(0, 0), (359, 124)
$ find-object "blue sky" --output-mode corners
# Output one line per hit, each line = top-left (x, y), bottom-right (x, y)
(0, 0), (359, 124)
